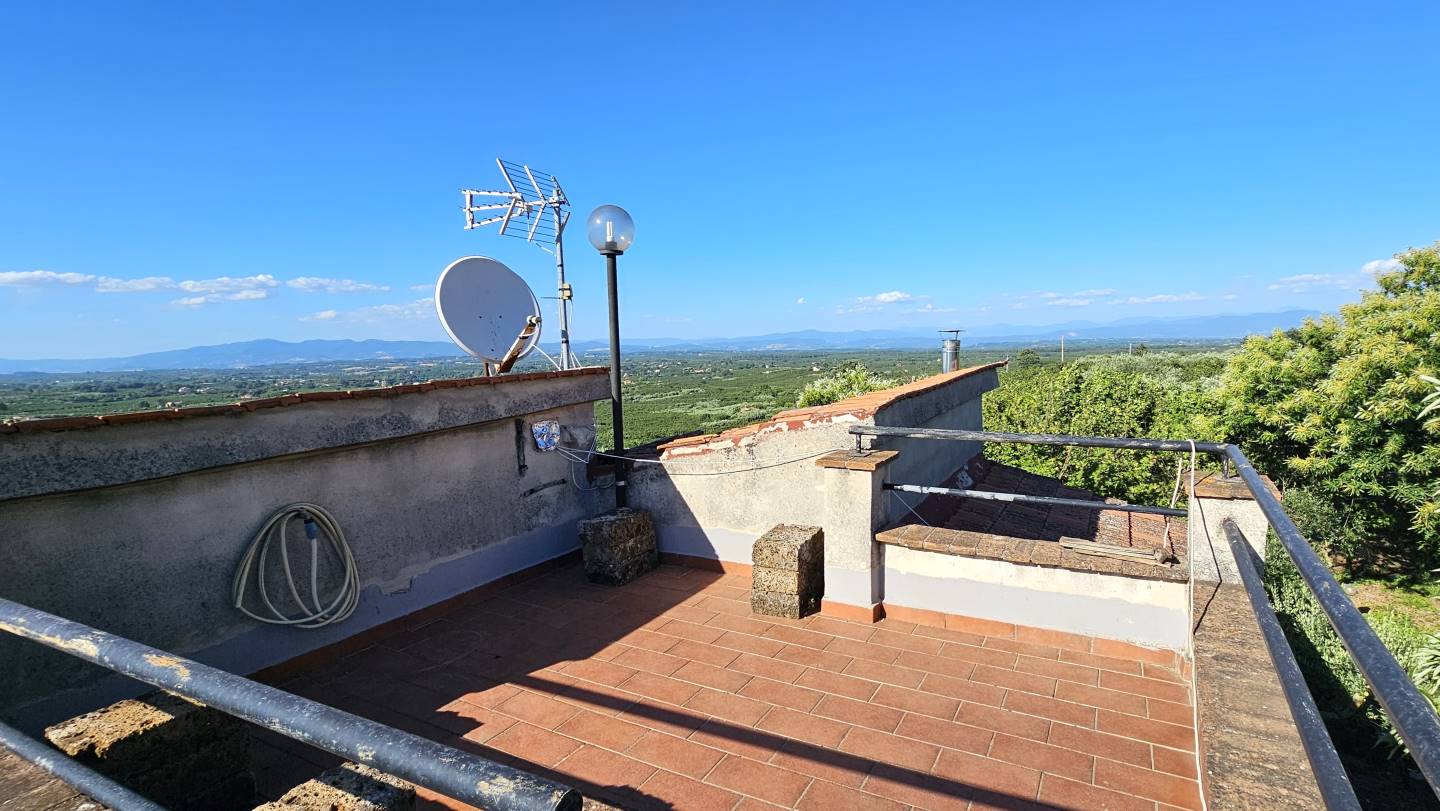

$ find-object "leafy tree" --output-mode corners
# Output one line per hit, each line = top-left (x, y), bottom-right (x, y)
(983, 354), (1221, 505)
(1214, 243), (1440, 573)
(1012, 348), (1042, 368)
(795, 363), (898, 407)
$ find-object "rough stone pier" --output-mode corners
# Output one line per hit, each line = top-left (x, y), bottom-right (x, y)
(751, 525), (825, 620)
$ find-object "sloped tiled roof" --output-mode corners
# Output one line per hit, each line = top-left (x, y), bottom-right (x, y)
(880, 457), (1189, 582)
(658, 361), (1007, 459)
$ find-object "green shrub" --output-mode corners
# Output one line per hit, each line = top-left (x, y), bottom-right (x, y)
(1265, 528), (1436, 756)
(795, 363), (898, 408)
(982, 354), (1222, 505)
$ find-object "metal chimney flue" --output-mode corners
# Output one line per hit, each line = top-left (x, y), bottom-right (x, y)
(939, 329), (963, 373)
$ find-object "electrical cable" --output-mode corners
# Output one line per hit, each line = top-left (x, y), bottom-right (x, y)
(559, 439), (609, 492)
(567, 446), (843, 476)
(1181, 439), (1208, 811)
(232, 503), (359, 629)
(890, 489), (932, 526)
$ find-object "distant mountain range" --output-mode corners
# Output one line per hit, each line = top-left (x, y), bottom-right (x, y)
(1, 310), (1321, 373)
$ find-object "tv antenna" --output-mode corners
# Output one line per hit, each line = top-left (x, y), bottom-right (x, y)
(461, 158), (575, 369)
(434, 256), (543, 375)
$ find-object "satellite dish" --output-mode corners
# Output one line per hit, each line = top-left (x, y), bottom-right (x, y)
(435, 256), (542, 370)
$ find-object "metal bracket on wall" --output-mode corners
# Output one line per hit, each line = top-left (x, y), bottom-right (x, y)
(514, 419), (528, 477)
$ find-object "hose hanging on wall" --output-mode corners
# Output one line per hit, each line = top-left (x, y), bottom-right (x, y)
(232, 503), (359, 629)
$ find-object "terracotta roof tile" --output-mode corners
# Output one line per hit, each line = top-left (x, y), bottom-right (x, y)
(878, 457), (1188, 582)
(659, 361), (1007, 459)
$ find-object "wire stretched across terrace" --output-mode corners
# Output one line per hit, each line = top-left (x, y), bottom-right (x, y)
(850, 423), (1440, 808)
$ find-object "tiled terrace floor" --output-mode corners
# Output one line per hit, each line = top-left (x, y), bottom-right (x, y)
(259, 564), (1202, 811)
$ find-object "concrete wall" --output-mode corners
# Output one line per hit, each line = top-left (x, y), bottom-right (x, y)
(1188, 486), (1270, 585)
(631, 368), (1000, 566)
(882, 545), (1190, 650)
(870, 369), (996, 527)
(0, 373), (608, 725)
(630, 419), (850, 563)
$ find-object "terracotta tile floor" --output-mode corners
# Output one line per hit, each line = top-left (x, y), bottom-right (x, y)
(258, 564), (1202, 810)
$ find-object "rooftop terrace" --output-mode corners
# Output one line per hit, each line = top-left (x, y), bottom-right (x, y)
(258, 560), (1201, 811)
(1, 361), (1432, 809)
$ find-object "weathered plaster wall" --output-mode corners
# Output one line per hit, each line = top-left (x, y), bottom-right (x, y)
(629, 420), (846, 563)
(0, 374), (606, 725)
(630, 368), (1001, 566)
(1188, 489), (1270, 585)
(871, 369), (995, 491)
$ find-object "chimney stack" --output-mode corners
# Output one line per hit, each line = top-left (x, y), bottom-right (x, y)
(939, 329), (963, 373)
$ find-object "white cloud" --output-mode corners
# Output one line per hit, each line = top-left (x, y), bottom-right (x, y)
(304, 297), (434, 323)
(1017, 288), (1114, 306)
(795, 297), (806, 305)
(1118, 292), (1206, 304)
(0, 270), (97, 286)
(176, 274), (280, 295)
(165, 274), (282, 305)
(909, 302), (958, 314)
(96, 276), (175, 293)
(1222, 293), (1239, 300)
(287, 276), (390, 294)
(856, 290), (912, 304)
(838, 289), (918, 315)
(409, 283), (434, 292)
(1266, 273), (1355, 293)
(1362, 258), (1402, 275)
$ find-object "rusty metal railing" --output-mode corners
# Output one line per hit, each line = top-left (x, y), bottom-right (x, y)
(0, 597), (581, 811)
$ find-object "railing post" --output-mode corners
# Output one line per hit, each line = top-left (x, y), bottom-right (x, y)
(815, 450), (899, 621)
(1188, 470), (1274, 584)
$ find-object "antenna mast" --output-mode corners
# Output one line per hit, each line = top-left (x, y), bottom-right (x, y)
(461, 158), (576, 369)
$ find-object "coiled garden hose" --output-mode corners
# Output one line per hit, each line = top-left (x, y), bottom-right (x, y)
(232, 503), (359, 628)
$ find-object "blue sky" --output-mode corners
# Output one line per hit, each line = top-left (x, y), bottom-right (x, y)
(2, 3), (1437, 358)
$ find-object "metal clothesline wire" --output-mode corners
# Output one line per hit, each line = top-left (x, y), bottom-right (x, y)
(555, 445), (844, 477)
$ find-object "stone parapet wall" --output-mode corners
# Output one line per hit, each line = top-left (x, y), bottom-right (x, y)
(1, 372), (609, 722)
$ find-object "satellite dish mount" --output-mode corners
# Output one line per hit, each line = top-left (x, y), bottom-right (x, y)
(461, 159), (575, 370)
(434, 256), (544, 376)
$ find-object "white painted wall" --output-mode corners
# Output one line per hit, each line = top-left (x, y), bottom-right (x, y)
(883, 545), (1190, 650)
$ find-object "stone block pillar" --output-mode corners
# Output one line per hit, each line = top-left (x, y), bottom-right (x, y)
(815, 449), (898, 621)
(254, 762), (414, 811)
(44, 690), (253, 810)
(1187, 471), (1278, 585)
(578, 507), (658, 586)
(750, 525), (824, 618)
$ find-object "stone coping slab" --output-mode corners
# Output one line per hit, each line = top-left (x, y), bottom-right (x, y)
(877, 523), (1190, 583)
(1193, 582), (1324, 807)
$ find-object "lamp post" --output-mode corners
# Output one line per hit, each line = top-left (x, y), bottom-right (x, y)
(587, 205), (635, 508)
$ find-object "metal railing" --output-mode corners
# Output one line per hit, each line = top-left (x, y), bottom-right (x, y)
(1221, 518), (1360, 809)
(0, 598), (582, 811)
(851, 424), (1440, 803)
(0, 719), (167, 811)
